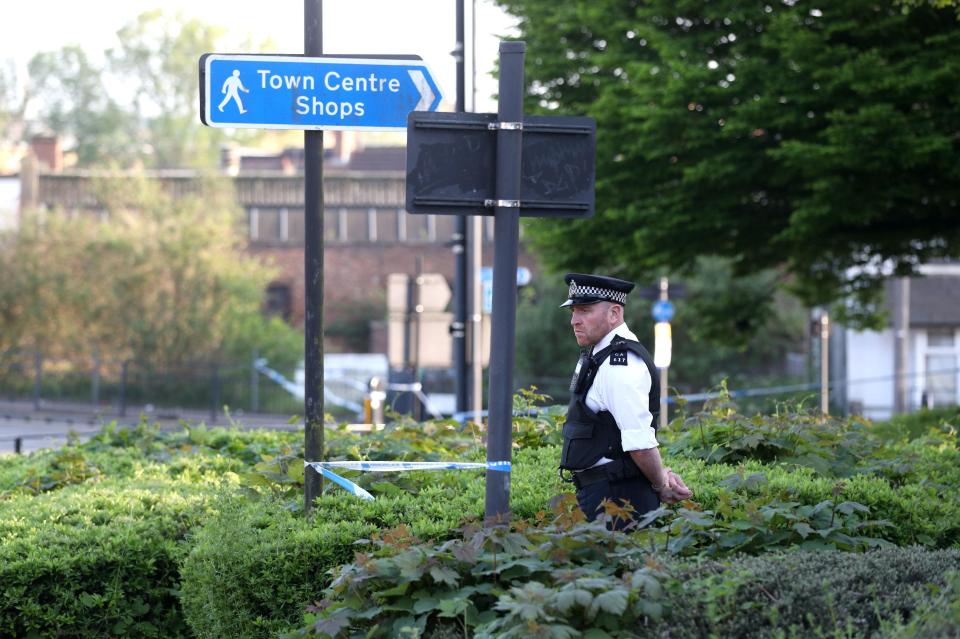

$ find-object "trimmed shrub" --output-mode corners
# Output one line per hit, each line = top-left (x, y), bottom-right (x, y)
(870, 405), (960, 442)
(658, 547), (960, 638)
(180, 442), (960, 639)
(0, 475), (228, 638)
(179, 446), (564, 639)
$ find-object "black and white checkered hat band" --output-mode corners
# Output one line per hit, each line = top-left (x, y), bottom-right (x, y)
(568, 282), (627, 304)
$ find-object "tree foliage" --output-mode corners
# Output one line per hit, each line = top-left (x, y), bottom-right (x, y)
(504, 0), (960, 318)
(0, 176), (298, 368)
(16, 10), (269, 169)
(514, 263), (805, 398)
(27, 45), (138, 167)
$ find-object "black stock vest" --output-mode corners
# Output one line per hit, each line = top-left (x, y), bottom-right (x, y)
(560, 335), (660, 473)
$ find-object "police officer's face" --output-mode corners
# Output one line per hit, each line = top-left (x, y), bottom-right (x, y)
(569, 302), (621, 347)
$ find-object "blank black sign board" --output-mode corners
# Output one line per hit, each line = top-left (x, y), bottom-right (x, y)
(406, 111), (595, 219)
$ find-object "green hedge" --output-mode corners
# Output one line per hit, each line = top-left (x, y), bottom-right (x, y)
(0, 475), (228, 638)
(658, 548), (960, 638)
(179, 446), (564, 639)
(3, 412), (959, 639)
(279, 512), (960, 639)
(179, 442), (960, 639)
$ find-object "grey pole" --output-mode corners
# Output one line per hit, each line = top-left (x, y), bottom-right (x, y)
(452, 0), (470, 417)
(894, 277), (910, 414)
(484, 41), (524, 524)
(820, 312), (830, 416)
(658, 277), (669, 430)
(303, 0), (325, 512)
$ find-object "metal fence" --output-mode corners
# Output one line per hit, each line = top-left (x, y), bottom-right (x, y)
(0, 349), (303, 420)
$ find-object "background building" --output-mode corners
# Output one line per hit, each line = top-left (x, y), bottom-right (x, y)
(16, 134), (536, 354)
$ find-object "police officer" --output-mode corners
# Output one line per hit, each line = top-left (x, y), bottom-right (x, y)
(559, 273), (692, 530)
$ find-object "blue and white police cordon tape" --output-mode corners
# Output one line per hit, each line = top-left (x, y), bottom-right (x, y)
(304, 460), (512, 501)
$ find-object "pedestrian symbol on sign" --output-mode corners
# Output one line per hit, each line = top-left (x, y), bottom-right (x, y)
(218, 69), (249, 114)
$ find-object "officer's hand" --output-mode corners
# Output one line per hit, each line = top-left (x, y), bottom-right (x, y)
(667, 470), (693, 500)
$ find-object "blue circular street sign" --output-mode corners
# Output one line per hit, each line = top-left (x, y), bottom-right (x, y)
(652, 300), (675, 323)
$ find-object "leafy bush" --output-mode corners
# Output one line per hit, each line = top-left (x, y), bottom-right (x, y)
(284, 507), (669, 639)
(870, 405), (960, 442)
(180, 441), (960, 639)
(659, 546), (960, 638)
(665, 387), (887, 477)
(179, 446), (564, 639)
(880, 571), (960, 638)
(0, 475), (227, 638)
(281, 500), (960, 639)
(4, 401), (960, 639)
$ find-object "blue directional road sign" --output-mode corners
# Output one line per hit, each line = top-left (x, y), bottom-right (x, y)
(200, 54), (443, 131)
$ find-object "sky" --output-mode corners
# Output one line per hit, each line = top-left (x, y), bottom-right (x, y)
(1, 0), (518, 114)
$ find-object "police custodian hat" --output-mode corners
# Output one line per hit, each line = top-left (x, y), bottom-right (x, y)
(560, 273), (635, 308)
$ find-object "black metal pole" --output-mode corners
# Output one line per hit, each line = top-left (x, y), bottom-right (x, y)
(484, 41), (524, 524)
(452, 0), (469, 416)
(304, 0), (325, 512)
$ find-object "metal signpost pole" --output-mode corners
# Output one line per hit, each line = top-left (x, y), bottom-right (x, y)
(452, 0), (470, 417)
(484, 41), (525, 524)
(303, 0), (325, 512)
(820, 312), (830, 416)
(659, 278), (669, 430)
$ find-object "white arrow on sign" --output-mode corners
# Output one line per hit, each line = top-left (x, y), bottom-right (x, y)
(408, 69), (435, 112)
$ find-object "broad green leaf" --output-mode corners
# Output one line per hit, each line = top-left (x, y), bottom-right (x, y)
(590, 589), (629, 616)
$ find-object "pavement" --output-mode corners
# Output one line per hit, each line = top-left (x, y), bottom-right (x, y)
(0, 398), (303, 455)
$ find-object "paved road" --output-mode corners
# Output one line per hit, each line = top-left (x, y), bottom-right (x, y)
(0, 398), (303, 455)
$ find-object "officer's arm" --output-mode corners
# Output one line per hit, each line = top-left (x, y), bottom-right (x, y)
(601, 356), (690, 503)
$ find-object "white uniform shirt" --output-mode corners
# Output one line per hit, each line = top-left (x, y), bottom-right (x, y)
(575, 323), (658, 460)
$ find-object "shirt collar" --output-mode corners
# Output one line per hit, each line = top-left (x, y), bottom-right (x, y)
(593, 322), (635, 353)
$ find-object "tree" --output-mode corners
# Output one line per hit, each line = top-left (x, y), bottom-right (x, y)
(514, 261), (806, 400)
(502, 0), (960, 323)
(0, 60), (28, 159)
(107, 10), (231, 168)
(0, 176), (299, 369)
(26, 45), (139, 167)
(22, 11), (268, 169)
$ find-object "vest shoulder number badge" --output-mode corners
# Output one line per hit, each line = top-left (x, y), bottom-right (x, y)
(610, 350), (628, 366)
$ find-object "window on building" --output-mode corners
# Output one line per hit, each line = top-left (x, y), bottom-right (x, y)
(256, 208), (282, 242)
(346, 208), (368, 242)
(286, 208), (305, 243)
(925, 353), (957, 407)
(376, 208), (399, 242)
(434, 215), (455, 242)
(928, 328), (956, 348)
(248, 208), (259, 241)
(264, 283), (292, 321)
(405, 211), (430, 241)
(324, 209), (340, 241)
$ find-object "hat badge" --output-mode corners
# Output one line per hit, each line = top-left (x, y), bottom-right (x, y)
(568, 280), (578, 298)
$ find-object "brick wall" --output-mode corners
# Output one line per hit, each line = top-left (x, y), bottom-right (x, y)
(252, 242), (537, 352)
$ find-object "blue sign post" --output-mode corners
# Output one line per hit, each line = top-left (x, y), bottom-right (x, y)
(652, 299), (675, 323)
(200, 54), (443, 130)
